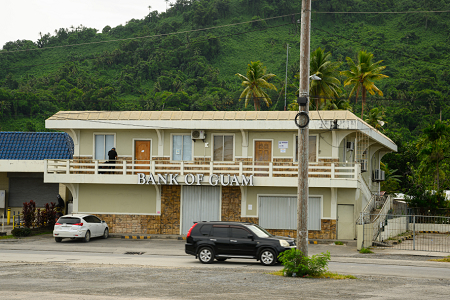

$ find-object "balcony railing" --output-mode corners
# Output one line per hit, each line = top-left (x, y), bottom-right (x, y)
(45, 159), (357, 180)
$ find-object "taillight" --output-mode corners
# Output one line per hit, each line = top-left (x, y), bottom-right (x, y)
(186, 223), (198, 238)
(73, 223), (83, 226)
(55, 223), (61, 225)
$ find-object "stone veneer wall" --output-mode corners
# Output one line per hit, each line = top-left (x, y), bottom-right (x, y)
(267, 220), (337, 240)
(96, 184), (336, 239)
(96, 185), (181, 235)
(160, 185), (181, 234)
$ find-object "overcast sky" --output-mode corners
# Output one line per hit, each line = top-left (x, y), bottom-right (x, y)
(1, 0), (168, 48)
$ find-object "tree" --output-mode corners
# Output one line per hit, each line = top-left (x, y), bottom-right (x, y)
(341, 50), (388, 119)
(380, 162), (401, 195)
(309, 47), (341, 110)
(235, 61), (277, 111)
(416, 120), (450, 191)
(365, 107), (386, 130)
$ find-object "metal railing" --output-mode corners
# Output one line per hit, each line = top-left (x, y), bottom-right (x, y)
(362, 213), (450, 252)
(45, 159), (358, 180)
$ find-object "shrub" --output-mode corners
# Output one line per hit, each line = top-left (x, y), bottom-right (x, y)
(278, 249), (330, 277)
(22, 200), (36, 228)
(11, 227), (31, 237)
(335, 241), (344, 245)
(359, 247), (373, 254)
(45, 202), (57, 227)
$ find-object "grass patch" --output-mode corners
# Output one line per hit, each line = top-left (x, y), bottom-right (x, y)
(0, 235), (15, 239)
(269, 270), (356, 280)
(430, 256), (450, 263)
(359, 247), (373, 254)
(334, 241), (344, 245)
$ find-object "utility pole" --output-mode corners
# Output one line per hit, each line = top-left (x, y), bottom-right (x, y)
(284, 43), (290, 111)
(297, 0), (311, 256)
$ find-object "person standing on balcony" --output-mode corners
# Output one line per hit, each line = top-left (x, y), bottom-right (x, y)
(108, 147), (118, 170)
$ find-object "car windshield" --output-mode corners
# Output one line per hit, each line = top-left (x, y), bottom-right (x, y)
(57, 217), (81, 224)
(246, 224), (273, 238)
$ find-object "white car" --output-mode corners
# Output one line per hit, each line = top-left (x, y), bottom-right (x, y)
(53, 214), (109, 242)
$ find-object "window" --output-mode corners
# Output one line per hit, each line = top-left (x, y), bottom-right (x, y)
(95, 134), (114, 160)
(172, 135), (192, 161)
(200, 224), (212, 236)
(295, 135), (317, 162)
(213, 135), (233, 161)
(212, 226), (229, 237)
(231, 227), (250, 239)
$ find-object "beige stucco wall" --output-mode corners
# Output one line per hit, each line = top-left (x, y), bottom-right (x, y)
(77, 129), (339, 162)
(317, 132), (332, 158)
(248, 131), (296, 159)
(79, 130), (159, 158)
(78, 184), (157, 214)
(310, 187), (331, 218)
(337, 188), (357, 204)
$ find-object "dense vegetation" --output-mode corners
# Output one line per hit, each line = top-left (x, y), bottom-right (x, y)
(0, 0), (449, 198)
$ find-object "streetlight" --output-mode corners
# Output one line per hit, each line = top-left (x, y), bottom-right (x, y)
(284, 44), (291, 111)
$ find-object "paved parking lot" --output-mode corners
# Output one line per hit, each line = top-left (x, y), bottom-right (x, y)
(1, 234), (450, 299)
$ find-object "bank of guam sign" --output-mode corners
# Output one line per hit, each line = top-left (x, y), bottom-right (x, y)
(137, 173), (254, 186)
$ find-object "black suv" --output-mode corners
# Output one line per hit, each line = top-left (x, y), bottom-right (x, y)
(185, 221), (296, 266)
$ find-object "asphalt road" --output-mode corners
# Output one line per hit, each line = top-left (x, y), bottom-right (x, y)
(1, 235), (450, 299)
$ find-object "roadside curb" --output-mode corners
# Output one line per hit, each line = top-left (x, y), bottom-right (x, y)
(113, 234), (354, 245)
(112, 234), (186, 240)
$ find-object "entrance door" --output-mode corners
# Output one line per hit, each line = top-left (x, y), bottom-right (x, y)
(254, 141), (271, 176)
(338, 204), (355, 240)
(135, 140), (151, 174)
(181, 186), (221, 234)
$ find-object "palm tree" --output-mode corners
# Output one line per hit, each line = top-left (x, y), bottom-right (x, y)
(417, 120), (449, 191)
(341, 50), (388, 119)
(365, 107), (386, 130)
(309, 47), (342, 110)
(236, 61), (277, 111)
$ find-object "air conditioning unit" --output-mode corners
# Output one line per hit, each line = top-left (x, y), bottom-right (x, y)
(346, 142), (354, 151)
(191, 130), (205, 140)
(360, 159), (368, 172)
(373, 169), (385, 182)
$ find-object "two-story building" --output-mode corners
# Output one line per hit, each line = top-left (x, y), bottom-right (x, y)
(44, 110), (397, 240)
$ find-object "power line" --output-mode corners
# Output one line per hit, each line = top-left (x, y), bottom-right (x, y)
(2, 22), (292, 70)
(0, 95), (448, 103)
(0, 13), (299, 55)
(313, 10), (450, 14)
(0, 96), (447, 103)
(2, 9), (449, 54)
(313, 26), (450, 69)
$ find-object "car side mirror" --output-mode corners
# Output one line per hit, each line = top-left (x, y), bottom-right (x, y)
(247, 234), (254, 240)
(102, 220), (106, 223)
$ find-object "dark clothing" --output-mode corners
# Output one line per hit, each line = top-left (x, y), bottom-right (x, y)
(56, 195), (65, 208)
(107, 149), (118, 170)
(108, 149), (118, 160)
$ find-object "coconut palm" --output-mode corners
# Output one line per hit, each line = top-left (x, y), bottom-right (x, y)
(417, 120), (450, 191)
(309, 47), (342, 110)
(236, 61), (277, 111)
(365, 107), (386, 130)
(341, 50), (388, 119)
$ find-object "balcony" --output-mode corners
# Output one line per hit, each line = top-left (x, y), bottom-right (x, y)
(44, 159), (359, 188)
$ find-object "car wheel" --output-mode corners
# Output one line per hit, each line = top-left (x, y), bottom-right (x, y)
(102, 228), (109, 239)
(55, 237), (62, 243)
(259, 249), (277, 266)
(198, 247), (214, 264)
(84, 230), (91, 243)
(216, 258), (227, 262)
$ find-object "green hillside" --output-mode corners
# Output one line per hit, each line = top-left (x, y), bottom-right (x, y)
(1, 0), (450, 193)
